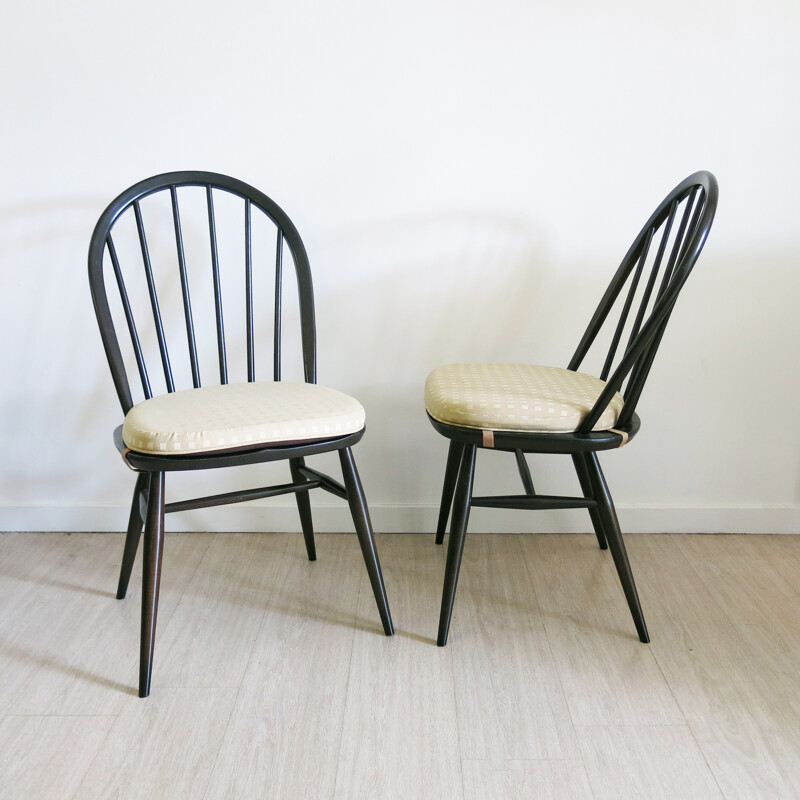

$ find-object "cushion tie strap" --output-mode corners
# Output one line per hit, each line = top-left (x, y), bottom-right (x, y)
(119, 448), (140, 472)
(482, 430), (495, 448)
(609, 428), (629, 447)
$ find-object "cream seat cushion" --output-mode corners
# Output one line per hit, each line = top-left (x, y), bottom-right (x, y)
(122, 381), (365, 455)
(425, 363), (624, 434)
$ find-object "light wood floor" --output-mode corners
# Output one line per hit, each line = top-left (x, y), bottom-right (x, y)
(1, 531), (799, 799)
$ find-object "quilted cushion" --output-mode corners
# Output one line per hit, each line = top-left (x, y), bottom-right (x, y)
(425, 363), (624, 434)
(122, 381), (365, 455)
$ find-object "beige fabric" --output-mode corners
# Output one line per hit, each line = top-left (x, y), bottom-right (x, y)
(424, 363), (624, 434)
(122, 381), (365, 455)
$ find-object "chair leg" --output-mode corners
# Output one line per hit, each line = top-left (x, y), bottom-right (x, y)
(437, 443), (477, 647)
(338, 447), (394, 636)
(435, 441), (464, 545)
(290, 457), (316, 561)
(515, 449), (536, 495)
(117, 472), (148, 599)
(584, 452), (649, 643)
(571, 453), (608, 550)
(139, 471), (166, 698)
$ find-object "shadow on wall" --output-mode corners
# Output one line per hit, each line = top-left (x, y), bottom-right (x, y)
(7, 194), (796, 526)
(315, 211), (550, 381)
(0, 196), (551, 515)
(307, 211), (552, 506)
(310, 226), (800, 517)
(0, 197), (126, 505)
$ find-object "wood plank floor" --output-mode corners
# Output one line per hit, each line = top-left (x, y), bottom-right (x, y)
(1, 531), (798, 799)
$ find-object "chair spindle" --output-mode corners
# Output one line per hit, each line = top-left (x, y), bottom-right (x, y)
(657, 187), (699, 300)
(206, 186), (228, 384)
(625, 200), (678, 353)
(245, 199), (255, 382)
(600, 226), (653, 380)
(107, 234), (152, 400)
(170, 186), (200, 389)
(672, 188), (704, 285)
(134, 200), (175, 393)
(274, 229), (284, 381)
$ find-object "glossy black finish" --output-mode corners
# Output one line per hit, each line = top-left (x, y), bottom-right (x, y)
(112, 426), (365, 473)
(431, 171), (718, 645)
(117, 472), (147, 599)
(434, 441), (464, 545)
(470, 494), (594, 510)
(584, 451), (649, 642)
(291, 457), (316, 562)
(140, 471), (165, 698)
(572, 453), (608, 550)
(515, 450), (536, 496)
(438, 444), (477, 646)
(89, 172), (393, 696)
(428, 413), (640, 454)
(296, 464), (347, 500)
(339, 447), (394, 636)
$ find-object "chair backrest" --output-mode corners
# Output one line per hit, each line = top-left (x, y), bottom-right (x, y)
(569, 170), (718, 433)
(88, 171), (316, 415)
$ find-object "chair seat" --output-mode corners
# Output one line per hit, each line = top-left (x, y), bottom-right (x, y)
(122, 381), (366, 455)
(424, 363), (623, 434)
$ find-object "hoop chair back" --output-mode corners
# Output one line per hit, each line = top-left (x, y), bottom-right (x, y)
(89, 171), (316, 415)
(570, 171), (718, 434)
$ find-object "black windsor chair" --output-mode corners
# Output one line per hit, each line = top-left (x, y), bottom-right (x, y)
(89, 171), (393, 697)
(425, 171), (718, 646)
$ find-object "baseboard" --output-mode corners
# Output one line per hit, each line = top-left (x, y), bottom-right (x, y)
(1, 503), (798, 534)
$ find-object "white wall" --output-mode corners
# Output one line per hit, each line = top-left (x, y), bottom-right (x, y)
(1, 0), (798, 534)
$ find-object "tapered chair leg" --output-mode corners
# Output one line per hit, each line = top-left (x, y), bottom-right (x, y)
(514, 449), (536, 496)
(139, 471), (166, 698)
(435, 441), (465, 544)
(338, 447), (394, 636)
(585, 452), (649, 643)
(117, 472), (148, 599)
(290, 457), (316, 561)
(437, 443), (477, 647)
(571, 453), (608, 551)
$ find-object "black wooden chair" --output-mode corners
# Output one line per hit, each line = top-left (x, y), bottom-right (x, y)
(425, 171), (718, 646)
(88, 171), (394, 697)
